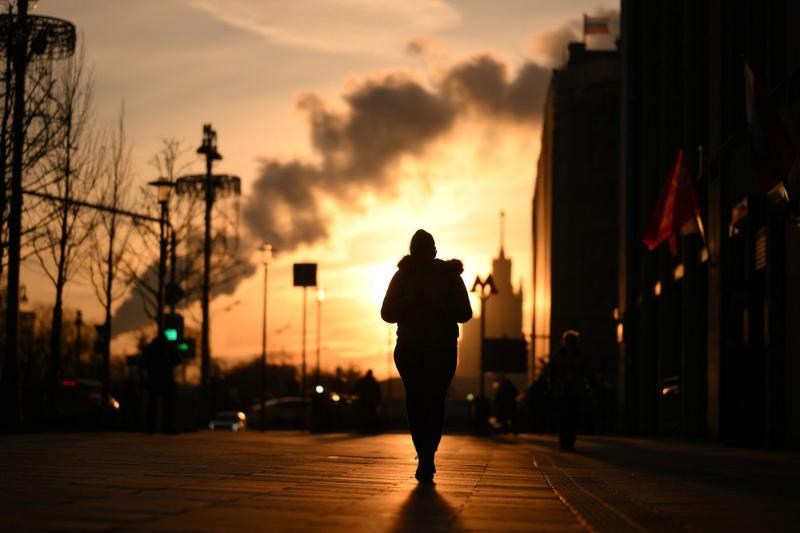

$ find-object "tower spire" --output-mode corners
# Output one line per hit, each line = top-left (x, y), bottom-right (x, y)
(499, 210), (506, 257)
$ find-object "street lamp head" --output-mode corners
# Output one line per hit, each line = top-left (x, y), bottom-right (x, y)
(148, 177), (174, 204)
(471, 274), (498, 298)
(197, 123), (222, 161)
(260, 243), (273, 265)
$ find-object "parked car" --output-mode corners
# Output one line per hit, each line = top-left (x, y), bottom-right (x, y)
(250, 396), (305, 429)
(52, 378), (121, 427)
(209, 411), (247, 431)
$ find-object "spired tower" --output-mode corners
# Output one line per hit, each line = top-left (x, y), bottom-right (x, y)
(455, 213), (524, 393)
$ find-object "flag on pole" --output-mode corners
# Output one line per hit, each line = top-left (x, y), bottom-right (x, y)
(643, 149), (702, 255)
(744, 62), (796, 194)
(584, 15), (610, 35)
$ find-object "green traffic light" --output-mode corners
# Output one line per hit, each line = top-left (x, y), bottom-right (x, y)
(178, 342), (189, 351)
(164, 328), (178, 341)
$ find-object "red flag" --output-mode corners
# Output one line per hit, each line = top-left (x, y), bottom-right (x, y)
(642, 149), (701, 255)
(744, 62), (796, 194)
(584, 15), (610, 35)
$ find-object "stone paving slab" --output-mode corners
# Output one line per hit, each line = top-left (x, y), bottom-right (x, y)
(3, 431), (799, 532)
(1, 432), (577, 532)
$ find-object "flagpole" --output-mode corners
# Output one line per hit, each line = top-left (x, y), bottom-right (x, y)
(695, 144), (714, 265)
(583, 14), (587, 44)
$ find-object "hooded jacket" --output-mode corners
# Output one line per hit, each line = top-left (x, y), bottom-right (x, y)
(381, 255), (473, 350)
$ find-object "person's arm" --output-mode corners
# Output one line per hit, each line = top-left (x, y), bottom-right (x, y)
(450, 275), (473, 323)
(381, 271), (411, 323)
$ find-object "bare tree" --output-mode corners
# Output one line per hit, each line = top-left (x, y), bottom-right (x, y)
(116, 138), (251, 339)
(88, 104), (134, 404)
(31, 46), (99, 400)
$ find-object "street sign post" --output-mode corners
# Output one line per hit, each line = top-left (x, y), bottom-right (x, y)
(293, 263), (318, 426)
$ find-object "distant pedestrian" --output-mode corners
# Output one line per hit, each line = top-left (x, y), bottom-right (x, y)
(494, 376), (518, 434)
(142, 334), (181, 434)
(381, 229), (473, 481)
(354, 369), (382, 433)
(549, 330), (588, 451)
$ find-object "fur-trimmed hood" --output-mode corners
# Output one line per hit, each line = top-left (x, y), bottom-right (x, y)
(397, 255), (464, 275)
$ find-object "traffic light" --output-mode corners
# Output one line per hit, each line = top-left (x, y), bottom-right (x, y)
(163, 313), (184, 342)
(176, 338), (196, 361)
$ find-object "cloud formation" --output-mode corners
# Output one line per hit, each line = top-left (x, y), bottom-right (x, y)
(186, 0), (461, 57)
(242, 53), (550, 252)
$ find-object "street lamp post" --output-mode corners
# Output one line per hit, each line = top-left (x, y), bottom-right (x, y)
(197, 125), (220, 412)
(471, 274), (497, 435)
(174, 124), (241, 422)
(316, 288), (325, 386)
(148, 177), (175, 331)
(260, 244), (272, 431)
(471, 275), (498, 398)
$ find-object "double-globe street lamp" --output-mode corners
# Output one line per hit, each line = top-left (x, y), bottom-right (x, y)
(471, 274), (498, 434)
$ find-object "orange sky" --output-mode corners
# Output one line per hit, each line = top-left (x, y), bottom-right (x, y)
(23, 0), (618, 378)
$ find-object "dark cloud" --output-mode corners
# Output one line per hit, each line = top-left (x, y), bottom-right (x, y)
(243, 54), (550, 254)
(442, 55), (550, 120)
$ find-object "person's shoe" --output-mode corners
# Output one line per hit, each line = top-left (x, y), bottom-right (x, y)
(415, 457), (434, 482)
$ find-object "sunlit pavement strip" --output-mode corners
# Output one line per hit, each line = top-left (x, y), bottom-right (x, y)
(2, 432), (799, 532)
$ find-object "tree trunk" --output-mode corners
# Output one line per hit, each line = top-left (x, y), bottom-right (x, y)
(49, 117), (72, 412)
(102, 213), (116, 407)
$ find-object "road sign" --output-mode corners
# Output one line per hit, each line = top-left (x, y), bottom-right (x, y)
(293, 263), (317, 287)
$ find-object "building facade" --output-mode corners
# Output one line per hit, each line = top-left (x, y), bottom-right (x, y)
(532, 43), (620, 382)
(618, 0), (800, 446)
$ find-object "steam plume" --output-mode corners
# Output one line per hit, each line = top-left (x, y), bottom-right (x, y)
(243, 53), (549, 253)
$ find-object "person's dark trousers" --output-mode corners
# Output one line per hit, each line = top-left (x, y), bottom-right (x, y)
(395, 343), (457, 461)
(558, 395), (580, 450)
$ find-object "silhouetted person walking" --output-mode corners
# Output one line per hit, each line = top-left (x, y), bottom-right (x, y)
(549, 330), (588, 451)
(143, 334), (181, 434)
(381, 229), (472, 481)
(494, 376), (518, 434)
(354, 369), (382, 433)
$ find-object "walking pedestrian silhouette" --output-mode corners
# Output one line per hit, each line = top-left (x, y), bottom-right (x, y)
(381, 229), (472, 481)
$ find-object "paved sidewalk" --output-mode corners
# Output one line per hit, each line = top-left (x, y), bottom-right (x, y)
(2, 431), (799, 532)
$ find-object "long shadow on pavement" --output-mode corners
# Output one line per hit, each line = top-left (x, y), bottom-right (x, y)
(391, 483), (463, 532)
